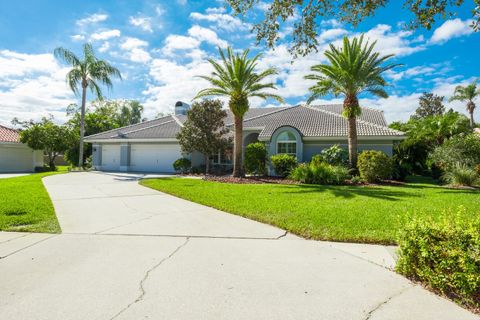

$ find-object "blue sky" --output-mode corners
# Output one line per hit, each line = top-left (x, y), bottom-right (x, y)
(0, 0), (479, 126)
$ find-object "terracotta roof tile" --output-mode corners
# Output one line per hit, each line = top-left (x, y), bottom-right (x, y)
(0, 125), (20, 143)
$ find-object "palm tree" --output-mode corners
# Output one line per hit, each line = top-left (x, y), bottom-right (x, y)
(449, 80), (479, 128)
(54, 43), (121, 167)
(305, 35), (401, 168)
(195, 47), (284, 177)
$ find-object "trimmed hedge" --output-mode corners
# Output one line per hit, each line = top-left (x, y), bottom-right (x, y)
(357, 150), (394, 182)
(270, 154), (297, 177)
(245, 142), (268, 175)
(396, 208), (480, 310)
(173, 158), (191, 173)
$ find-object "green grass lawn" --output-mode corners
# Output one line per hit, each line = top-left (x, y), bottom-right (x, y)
(0, 168), (67, 233)
(140, 176), (480, 244)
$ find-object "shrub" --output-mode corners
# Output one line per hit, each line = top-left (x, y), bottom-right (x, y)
(396, 209), (480, 310)
(244, 142), (268, 175)
(290, 162), (349, 185)
(270, 154), (297, 177)
(442, 163), (479, 187)
(313, 145), (349, 166)
(173, 158), (191, 174)
(357, 150), (394, 182)
(429, 133), (480, 171)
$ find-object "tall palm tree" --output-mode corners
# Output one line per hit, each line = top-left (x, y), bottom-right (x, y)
(305, 35), (401, 168)
(54, 43), (121, 167)
(195, 47), (284, 177)
(449, 80), (479, 128)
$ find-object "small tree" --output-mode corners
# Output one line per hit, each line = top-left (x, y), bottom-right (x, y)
(411, 92), (445, 119)
(176, 99), (232, 174)
(18, 117), (74, 169)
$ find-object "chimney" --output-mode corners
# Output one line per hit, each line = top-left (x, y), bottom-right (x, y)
(174, 101), (190, 115)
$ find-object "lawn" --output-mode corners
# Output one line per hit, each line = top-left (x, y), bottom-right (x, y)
(141, 176), (480, 244)
(0, 168), (67, 233)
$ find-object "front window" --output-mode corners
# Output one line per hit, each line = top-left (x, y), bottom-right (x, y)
(210, 150), (233, 165)
(277, 131), (297, 156)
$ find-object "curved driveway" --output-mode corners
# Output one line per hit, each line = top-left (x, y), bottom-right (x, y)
(0, 172), (476, 320)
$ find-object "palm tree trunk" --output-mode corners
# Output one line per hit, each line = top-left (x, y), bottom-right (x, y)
(344, 95), (359, 168)
(348, 116), (358, 168)
(467, 101), (475, 128)
(78, 84), (87, 167)
(233, 115), (244, 177)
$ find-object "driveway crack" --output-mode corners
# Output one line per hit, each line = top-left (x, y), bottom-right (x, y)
(109, 237), (190, 320)
(363, 286), (413, 320)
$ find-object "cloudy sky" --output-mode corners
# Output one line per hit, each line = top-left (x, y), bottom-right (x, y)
(0, 0), (479, 126)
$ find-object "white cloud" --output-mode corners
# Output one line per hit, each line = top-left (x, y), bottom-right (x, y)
(76, 13), (108, 26)
(190, 10), (250, 32)
(188, 25), (228, 48)
(0, 51), (74, 125)
(120, 37), (151, 63)
(142, 58), (214, 118)
(430, 18), (474, 43)
(120, 37), (148, 50)
(320, 19), (343, 28)
(98, 42), (110, 53)
(177, 0), (187, 5)
(90, 29), (121, 41)
(71, 34), (85, 41)
(129, 16), (153, 33)
(162, 35), (200, 55)
(361, 24), (426, 57)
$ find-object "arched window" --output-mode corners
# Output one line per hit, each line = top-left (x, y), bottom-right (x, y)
(277, 131), (297, 155)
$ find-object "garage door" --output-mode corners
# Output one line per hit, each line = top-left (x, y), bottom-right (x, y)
(130, 144), (182, 173)
(101, 144), (120, 171)
(0, 144), (34, 172)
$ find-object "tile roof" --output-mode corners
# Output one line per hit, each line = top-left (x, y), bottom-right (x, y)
(243, 105), (403, 139)
(85, 104), (404, 141)
(0, 125), (20, 143)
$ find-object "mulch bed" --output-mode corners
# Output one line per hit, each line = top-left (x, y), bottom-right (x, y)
(203, 175), (299, 185)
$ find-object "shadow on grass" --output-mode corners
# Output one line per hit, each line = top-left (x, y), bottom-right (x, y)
(284, 184), (418, 201)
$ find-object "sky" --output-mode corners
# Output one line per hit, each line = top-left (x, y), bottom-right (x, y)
(0, 0), (479, 126)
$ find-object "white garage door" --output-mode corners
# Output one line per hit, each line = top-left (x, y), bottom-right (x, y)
(130, 144), (182, 173)
(0, 144), (34, 172)
(101, 144), (120, 171)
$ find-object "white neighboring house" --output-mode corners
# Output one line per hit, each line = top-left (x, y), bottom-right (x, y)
(0, 125), (44, 173)
(85, 101), (405, 173)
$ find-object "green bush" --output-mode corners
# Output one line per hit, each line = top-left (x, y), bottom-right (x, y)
(430, 133), (480, 171)
(172, 158), (191, 174)
(290, 162), (349, 185)
(312, 145), (349, 166)
(396, 209), (480, 310)
(442, 163), (479, 187)
(357, 150), (394, 182)
(270, 154), (297, 177)
(244, 142), (268, 175)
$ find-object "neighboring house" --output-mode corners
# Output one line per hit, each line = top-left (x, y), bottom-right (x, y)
(85, 102), (405, 173)
(0, 125), (44, 173)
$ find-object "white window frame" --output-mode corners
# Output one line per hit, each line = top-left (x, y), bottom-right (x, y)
(276, 132), (297, 156)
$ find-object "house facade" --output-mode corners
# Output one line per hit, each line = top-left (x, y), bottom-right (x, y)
(0, 125), (44, 173)
(85, 102), (405, 173)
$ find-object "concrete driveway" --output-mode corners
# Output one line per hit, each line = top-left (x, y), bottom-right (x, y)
(0, 172), (476, 320)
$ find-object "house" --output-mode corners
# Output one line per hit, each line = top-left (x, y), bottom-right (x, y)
(85, 102), (405, 173)
(0, 125), (44, 173)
